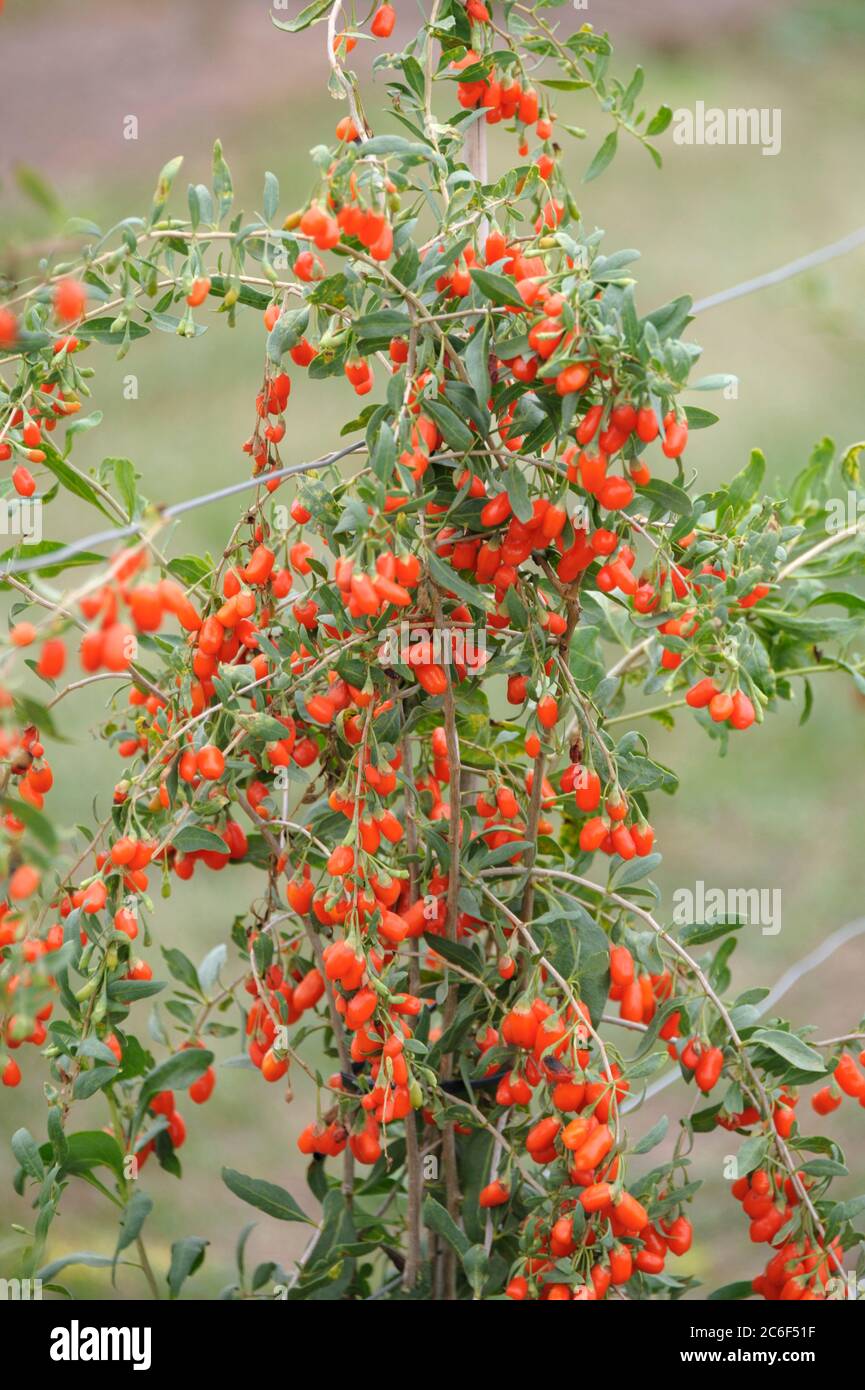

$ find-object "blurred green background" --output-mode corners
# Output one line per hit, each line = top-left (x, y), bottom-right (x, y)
(1, 0), (864, 1299)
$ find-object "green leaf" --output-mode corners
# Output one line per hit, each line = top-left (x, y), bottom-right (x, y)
(535, 897), (610, 1025)
(39, 1251), (135, 1282)
(198, 943), (227, 995)
(12, 1127), (44, 1181)
(707, 1280), (756, 1301)
(263, 171), (279, 223)
(592, 250), (641, 284)
(632, 1115), (669, 1154)
(40, 1130), (125, 1180)
(423, 932), (481, 974)
(167, 1235), (208, 1298)
(107, 978), (166, 1002)
(750, 1029), (825, 1073)
(38, 448), (113, 518)
(76, 317), (150, 346)
(760, 610), (863, 643)
(736, 1133), (769, 1177)
(800, 1158), (848, 1178)
(172, 825), (229, 855)
(212, 140), (233, 222)
(1, 796), (57, 849)
(691, 373), (738, 392)
(828, 1193), (865, 1228)
(840, 441), (864, 489)
(168, 554), (211, 586)
(115, 1189), (153, 1263)
(63, 410), (104, 448)
(461, 1243), (490, 1296)
(138, 1049), (214, 1114)
(645, 104), (673, 136)
(222, 1168), (312, 1223)
(354, 309), (412, 347)
(267, 306), (310, 363)
(469, 267), (526, 311)
(151, 155), (183, 223)
(101, 457), (140, 520)
(207, 276), (269, 311)
(637, 478), (693, 519)
(270, 0), (334, 32)
(535, 910), (578, 981)
(728, 449), (766, 511)
(73, 1066), (117, 1101)
(188, 183), (214, 230)
(806, 591), (865, 615)
(423, 1196), (469, 1256)
(789, 437), (835, 511)
(458, 1129), (495, 1244)
(235, 711), (297, 741)
(363, 134), (441, 165)
(642, 294), (693, 340)
(47, 1108), (68, 1166)
(465, 315), (491, 407)
(569, 625), (604, 689)
(235, 1221), (256, 1282)
(427, 550), (486, 611)
(504, 463), (533, 524)
(584, 130), (618, 183)
(541, 79), (590, 92)
(15, 164), (62, 217)
(473, 840), (534, 869)
(422, 397), (475, 453)
(161, 946), (201, 994)
(371, 422), (397, 484)
(680, 917), (746, 947)
(611, 852), (662, 889)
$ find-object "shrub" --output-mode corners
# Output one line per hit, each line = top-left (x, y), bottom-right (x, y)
(1, 0), (864, 1302)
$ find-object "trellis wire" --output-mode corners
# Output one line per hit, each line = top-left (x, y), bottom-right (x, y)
(692, 224), (865, 314)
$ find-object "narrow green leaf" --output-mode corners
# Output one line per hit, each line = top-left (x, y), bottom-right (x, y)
(115, 1189), (153, 1261)
(584, 130), (618, 183)
(423, 1196), (469, 1256)
(161, 945), (202, 995)
(12, 1127), (44, 1181)
(469, 267), (526, 310)
(172, 826), (229, 855)
(138, 1049), (214, 1113)
(167, 1235), (208, 1299)
(222, 1168), (312, 1223)
(212, 140), (233, 222)
(751, 1029), (826, 1073)
(646, 104), (673, 136)
(422, 397), (475, 453)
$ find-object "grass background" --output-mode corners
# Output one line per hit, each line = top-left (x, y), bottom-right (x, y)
(1, 0), (864, 1298)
